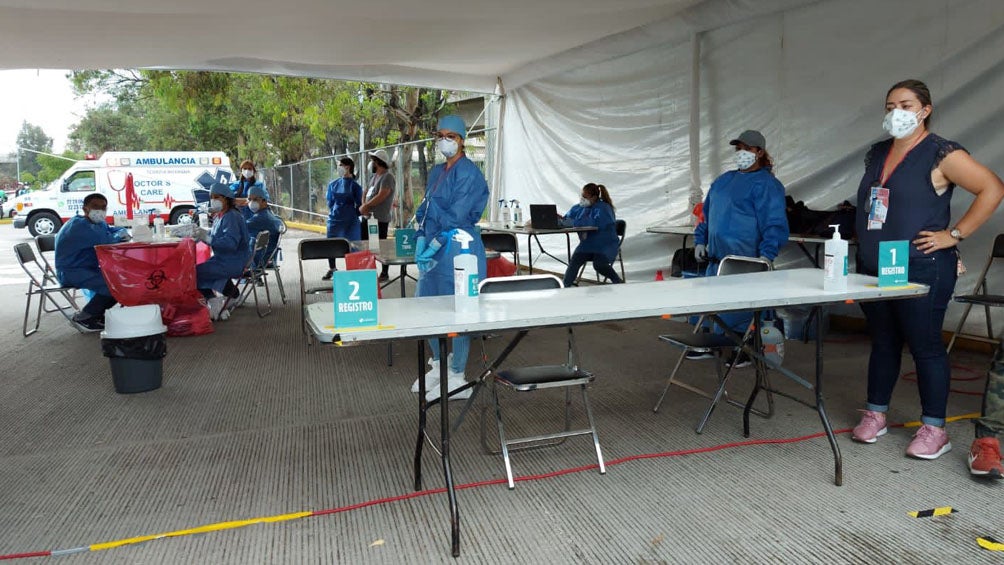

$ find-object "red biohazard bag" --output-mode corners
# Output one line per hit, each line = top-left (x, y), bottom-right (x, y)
(344, 250), (382, 298)
(96, 239), (213, 336)
(486, 256), (517, 278)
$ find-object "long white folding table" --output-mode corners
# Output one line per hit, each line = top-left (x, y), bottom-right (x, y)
(646, 224), (857, 268)
(480, 222), (596, 274)
(306, 269), (926, 557)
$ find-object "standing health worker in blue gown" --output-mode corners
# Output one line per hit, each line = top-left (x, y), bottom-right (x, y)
(323, 157), (363, 280)
(54, 192), (130, 331)
(412, 115), (490, 401)
(693, 130), (789, 341)
(561, 182), (623, 287)
(196, 183), (251, 298)
(231, 159), (266, 221)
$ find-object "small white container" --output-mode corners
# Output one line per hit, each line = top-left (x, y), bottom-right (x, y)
(101, 304), (167, 339)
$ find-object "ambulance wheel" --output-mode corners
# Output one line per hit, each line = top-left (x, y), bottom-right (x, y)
(170, 207), (195, 225)
(28, 212), (61, 237)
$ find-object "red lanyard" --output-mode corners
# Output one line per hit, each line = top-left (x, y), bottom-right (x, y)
(879, 132), (927, 186)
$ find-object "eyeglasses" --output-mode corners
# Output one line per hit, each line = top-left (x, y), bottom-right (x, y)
(434, 132), (461, 141)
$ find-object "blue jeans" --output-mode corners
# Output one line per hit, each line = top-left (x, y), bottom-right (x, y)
(705, 260), (752, 334)
(563, 250), (622, 287)
(859, 249), (957, 427)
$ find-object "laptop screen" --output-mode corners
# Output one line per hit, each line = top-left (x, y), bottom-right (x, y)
(529, 204), (561, 230)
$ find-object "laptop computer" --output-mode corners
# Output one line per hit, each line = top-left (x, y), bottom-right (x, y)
(529, 204), (562, 230)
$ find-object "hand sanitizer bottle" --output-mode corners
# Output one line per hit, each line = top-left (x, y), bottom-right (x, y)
(823, 224), (848, 292)
(368, 219), (380, 251)
(511, 199), (521, 225)
(452, 229), (479, 313)
(500, 200), (511, 227)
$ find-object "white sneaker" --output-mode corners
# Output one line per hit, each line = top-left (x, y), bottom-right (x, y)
(207, 296), (226, 321)
(411, 354), (452, 393)
(425, 371), (472, 402)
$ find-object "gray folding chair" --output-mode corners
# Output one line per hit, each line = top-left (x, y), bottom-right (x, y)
(14, 242), (83, 336)
(232, 231), (272, 317)
(481, 232), (520, 274)
(476, 274), (605, 489)
(654, 255), (774, 433)
(947, 233), (1004, 354)
(264, 220), (288, 305)
(298, 237), (352, 344)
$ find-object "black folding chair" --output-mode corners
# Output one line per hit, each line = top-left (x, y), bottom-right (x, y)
(298, 237), (352, 344)
(947, 234), (1004, 354)
(576, 219), (627, 284)
(232, 231), (273, 317)
(14, 243), (82, 336)
(474, 274), (605, 489)
(654, 255), (774, 433)
(481, 232), (520, 274)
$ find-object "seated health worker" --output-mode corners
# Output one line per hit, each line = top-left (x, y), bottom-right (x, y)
(196, 183), (251, 301)
(323, 157), (363, 280)
(245, 184), (282, 270)
(54, 193), (130, 332)
(230, 159), (266, 221)
(692, 129), (789, 365)
(412, 115), (490, 402)
(561, 182), (622, 287)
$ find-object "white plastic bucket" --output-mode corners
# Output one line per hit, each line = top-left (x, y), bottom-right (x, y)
(101, 304), (167, 339)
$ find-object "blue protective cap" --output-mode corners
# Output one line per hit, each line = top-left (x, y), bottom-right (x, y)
(210, 182), (234, 198)
(437, 115), (467, 139)
(248, 184), (269, 200)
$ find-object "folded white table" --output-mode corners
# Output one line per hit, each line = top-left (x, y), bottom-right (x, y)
(306, 269), (926, 556)
(646, 224), (858, 267)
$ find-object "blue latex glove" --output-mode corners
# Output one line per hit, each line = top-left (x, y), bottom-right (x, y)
(416, 237), (440, 274)
(415, 235), (427, 258)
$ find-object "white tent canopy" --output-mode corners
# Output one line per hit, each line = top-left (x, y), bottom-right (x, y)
(3, 0), (1003, 331)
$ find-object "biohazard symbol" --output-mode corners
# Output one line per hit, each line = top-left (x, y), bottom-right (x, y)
(146, 269), (167, 290)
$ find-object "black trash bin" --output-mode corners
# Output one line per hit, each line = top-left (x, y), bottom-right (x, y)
(101, 305), (168, 394)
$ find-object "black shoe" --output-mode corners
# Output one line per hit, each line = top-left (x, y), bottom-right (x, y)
(223, 281), (240, 299)
(726, 351), (751, 369)
(685, 349), (714, 361)
(72, 314), (104, 332)
(321, 270), (334, 281)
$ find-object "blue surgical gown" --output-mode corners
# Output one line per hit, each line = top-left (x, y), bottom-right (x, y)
(693, 168), (789, 261)
(196, 208), (252, 292)
(562, 202), (619, 262)
(230, 179), (267, 221)
(326, 177), (363, 241)
(247, 208), (283, 269)
(54, 215), (128, 295)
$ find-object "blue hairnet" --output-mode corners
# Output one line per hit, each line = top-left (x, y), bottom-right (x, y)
(437, 115), (467, 139)
(210, 182), (235, 198)
(248, 184), (269, 200)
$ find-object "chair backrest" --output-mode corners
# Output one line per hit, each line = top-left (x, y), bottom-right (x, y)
(991, 233), (1004, 259)
(479, 274), (562, 294)
(35, 234), (56, 253)
(615, 219), (627, 239)
(13, 242), (46, 285)
(481, 232), (518, 254)
(299, 238), (351, 261)
(253, 230), (270, 252)
(716, 255), (772, 277)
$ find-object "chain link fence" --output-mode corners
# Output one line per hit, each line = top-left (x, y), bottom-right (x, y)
(260, 128), (495, 231)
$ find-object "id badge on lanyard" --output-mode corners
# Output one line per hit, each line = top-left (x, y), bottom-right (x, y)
(867, 186), (890, 231)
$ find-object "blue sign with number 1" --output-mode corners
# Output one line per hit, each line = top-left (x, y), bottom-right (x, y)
(333, 270), (379, 328)
(878, 240), (909, 287)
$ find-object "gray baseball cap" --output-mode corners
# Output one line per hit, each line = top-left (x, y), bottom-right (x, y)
(729, 130), (766, 149)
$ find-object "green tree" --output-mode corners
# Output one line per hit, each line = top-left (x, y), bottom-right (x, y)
(16, 122), (53, 177)
(36, 152), (83, 187)
(68, 102), (148, 154)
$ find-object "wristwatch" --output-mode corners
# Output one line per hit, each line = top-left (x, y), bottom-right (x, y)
(950, 227), (964, 241)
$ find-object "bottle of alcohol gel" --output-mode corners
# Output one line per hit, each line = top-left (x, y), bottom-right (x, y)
(500, 199), (511, 227)
(511, 199), (521, 225)
(823, 224), (848, 292)
(452, 229), (479, 313)
(367, 218), (380, 251)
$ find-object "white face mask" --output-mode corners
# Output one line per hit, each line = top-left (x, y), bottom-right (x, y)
(241, 169), (254, 179)
(87, 209), (106, 223)
(882, 108), (924, 139)
(338, 166), (348, 177)
(437, 138), (459, 159)
(735, 150), (757, 171)
(248, 200), (261, 212)
(579, 198), (592, 207)
(209, 199), (223, 212)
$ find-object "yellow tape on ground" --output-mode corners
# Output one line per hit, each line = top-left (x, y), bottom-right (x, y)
(90, 511), (314, 551)
(977, 537), (1004, 552)
(900, 413), (979, 428)
(907, 506), (955, 518)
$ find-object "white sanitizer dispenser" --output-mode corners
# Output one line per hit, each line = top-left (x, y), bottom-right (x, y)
(823, 224), (848, 292)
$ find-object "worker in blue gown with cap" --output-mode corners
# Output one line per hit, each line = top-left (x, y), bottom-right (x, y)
(245, 183), (282, 269)
(412, 115), (490, 401)
(55, 192), (130, 331)
(196, 183), (251, 317)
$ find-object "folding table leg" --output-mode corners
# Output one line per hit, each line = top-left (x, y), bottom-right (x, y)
(436, 338), (461, 557)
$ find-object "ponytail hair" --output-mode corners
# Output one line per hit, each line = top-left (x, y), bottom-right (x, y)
(583, 182), (615, 211)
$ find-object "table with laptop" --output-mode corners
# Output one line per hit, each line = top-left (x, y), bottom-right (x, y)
(481, 204), (596, 274)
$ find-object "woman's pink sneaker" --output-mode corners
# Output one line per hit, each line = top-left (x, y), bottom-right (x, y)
(851, 410), (887, 443)
(905, 424), (952, 460)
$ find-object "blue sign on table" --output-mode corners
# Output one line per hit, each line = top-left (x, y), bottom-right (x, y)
(395, 228), (417, 258)
(878, 240), (909, 287)
(333, 269), (379, 328)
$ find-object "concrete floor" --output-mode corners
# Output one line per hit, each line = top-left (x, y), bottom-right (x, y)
(0, 227), (1000, 564)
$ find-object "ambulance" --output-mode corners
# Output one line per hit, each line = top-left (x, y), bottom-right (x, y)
(12, 151), (234, 236)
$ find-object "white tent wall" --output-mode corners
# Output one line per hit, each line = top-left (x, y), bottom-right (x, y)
(499, 0), (1004, 333)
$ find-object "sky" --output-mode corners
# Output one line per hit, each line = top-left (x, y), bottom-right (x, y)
(0, 69), (83, 156)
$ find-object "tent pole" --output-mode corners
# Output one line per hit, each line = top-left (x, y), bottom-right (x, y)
(489, 77), (507, 222)
(689, 32), (702, 209)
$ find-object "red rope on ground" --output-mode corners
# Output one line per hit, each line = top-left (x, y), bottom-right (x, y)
(901, 363), (986, 395)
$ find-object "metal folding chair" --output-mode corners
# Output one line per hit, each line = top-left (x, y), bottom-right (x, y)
(947, 233), (1004, 354)
(475, 274), (605, 489)
(14, 242), (82, 336)
(264, 222), (287, 305)
(576, 219), (627, 284)
(232, 231), (272, 317)
(481, 232), (520, 273)
(298, 237), (352, 345)
(653, 255), (774, 433)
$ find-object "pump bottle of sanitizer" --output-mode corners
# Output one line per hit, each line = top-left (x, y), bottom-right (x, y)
(823, 224), (848, 292)
(452, 229), (479, 313)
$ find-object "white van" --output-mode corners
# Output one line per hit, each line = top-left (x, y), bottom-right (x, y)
(12, 151), (234, 236)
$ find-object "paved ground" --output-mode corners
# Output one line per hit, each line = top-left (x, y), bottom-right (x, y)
(0, 223), (1001, 564)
